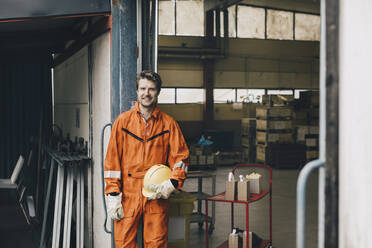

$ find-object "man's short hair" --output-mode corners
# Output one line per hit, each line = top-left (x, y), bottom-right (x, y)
(136, 70), (162, 92)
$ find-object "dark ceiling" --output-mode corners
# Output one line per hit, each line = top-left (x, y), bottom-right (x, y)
(0, 17), (91, 54)
(0, 0), (110, 55)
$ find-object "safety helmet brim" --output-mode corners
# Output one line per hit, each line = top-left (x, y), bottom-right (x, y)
(142, 164), (172, 197)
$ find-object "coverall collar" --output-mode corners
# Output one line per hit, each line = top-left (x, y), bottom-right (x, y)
(134, 101), (160, 120)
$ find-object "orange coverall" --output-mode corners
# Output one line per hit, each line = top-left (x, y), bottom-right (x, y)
(104, 101), (189, 248)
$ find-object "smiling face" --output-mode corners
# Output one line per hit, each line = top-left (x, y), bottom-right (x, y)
(137, 78), (160, 109)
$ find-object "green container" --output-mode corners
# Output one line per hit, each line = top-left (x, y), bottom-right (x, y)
(168, 191), (196, 248)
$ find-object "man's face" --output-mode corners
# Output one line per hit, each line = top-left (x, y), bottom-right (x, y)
(137, 78), (160, 108)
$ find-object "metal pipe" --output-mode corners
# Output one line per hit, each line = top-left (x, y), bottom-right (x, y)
(154, 0), (159, 72)
(158, 53), (225, 60)
(53, 164), (65, 248)
(101, 123), (112, 234)
(318, 0), (326, 247)
(101, 123), (114, 248)
(77, 167), (81, 248)
(296, 159), (325, 248)
(137, 0), (142, 73)
(80, 166), (85, 248)
(39, 159), (55, 248)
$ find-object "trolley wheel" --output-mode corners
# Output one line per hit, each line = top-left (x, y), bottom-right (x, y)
(208, 223), (214, 235)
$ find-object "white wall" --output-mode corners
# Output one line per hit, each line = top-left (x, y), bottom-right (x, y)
(339, 0), (372, 247)
(54, 47), (89, 140)
(54, 32), (112, 247)
(91, 32), (112, 247)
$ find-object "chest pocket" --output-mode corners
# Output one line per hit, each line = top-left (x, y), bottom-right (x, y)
(147, 130), (169, 142)
(146, 130), (169, 157)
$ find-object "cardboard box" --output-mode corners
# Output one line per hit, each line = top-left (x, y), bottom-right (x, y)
(238, 180), (250, 201)
(246, 173), (262, 194)
(206, 155), (214, 165)
(243, 231), (252, 248)
(195, 149), (203, 156)
(225, 180), (237, 201)
(190, 155), (198, 165)
(228, 233), (239, 248)
(198, 155), (206, 165)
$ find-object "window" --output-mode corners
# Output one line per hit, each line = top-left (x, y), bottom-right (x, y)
(159, 0), (175, 35)
(176, 0), (204, 36)
(294, 89), (309, 99)
(237, 6), (265, 39)
(177, 88), (204, 103)
(213, 10), (224, 37)
(158, 88), (176, 103)
(159, 88), (310, 104)
(267, 10), (293, 40)
(267, 89), (293, 95)
(158, 2), (320, 41)
(214, 89), (236, 103)
(228, 5), (237, 38)
(295, 13), (320, 41)
(237, 89), (265, 103)
(158, 87), (204, 103)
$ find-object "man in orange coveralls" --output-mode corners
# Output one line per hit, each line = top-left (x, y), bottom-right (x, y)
(104, 70), (189, 248)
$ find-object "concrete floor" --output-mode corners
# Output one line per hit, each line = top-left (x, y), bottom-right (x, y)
(183, 165), (319, 248)
(0, 165), (318, 248)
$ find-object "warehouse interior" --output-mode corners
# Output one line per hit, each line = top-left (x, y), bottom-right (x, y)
(0, 0), (350, 248)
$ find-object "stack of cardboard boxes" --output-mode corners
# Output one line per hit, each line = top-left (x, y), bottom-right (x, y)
(241, 118), (256, 163)
(255, 106), (294, 165)
(294, 91), (320, 162)
(189, 145), (216, 170)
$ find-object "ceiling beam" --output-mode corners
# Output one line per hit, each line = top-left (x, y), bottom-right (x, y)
(204, 0), (243, 11)
(52, 15), (111, 68)
(240, 0), (320, 14)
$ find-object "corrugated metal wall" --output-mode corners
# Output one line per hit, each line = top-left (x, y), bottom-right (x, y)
(0, 56), (52, 178)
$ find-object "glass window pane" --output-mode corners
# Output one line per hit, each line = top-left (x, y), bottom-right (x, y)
(237, 89), (265, 103)
(267, 10), (293, 40)
(214, 89), (236, 103)
(228, 5), (236, 38)
(214, 10), (225, 37)
(158, 88), (176, 103)
(176, 0), (204, 36)
(237, 6), (265, 39)
(159, 0), (175, 35)
(267, 90), (293, 95)
(294, 89), (309, 99)
(295, 13), (320, 41)
(177, 88), (204, 103)
(220, 11), (224, 37)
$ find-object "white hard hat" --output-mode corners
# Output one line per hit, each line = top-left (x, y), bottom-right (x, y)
(142, 164), (172, 197)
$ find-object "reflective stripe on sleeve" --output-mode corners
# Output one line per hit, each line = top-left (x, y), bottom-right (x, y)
(173, 161), (188, 173)
(104, 170), (121, 179)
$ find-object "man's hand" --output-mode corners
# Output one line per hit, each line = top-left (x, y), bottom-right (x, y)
(107, 192), (124, 220)
(147, 179), (177, 200)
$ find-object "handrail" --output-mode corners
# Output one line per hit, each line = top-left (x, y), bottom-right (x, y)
(101, 123), (115, 248)
(296, 159), (325, 248)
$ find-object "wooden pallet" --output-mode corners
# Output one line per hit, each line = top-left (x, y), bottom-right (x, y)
(256, 106), (292, 120)
(256, 119), (292, 131)
(256, 131), (294, 145)
(256, 143), (306, 169)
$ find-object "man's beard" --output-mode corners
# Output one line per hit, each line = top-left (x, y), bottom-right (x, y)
(140, 98), (157, 108)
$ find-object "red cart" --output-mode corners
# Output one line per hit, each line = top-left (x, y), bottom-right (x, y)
(205, 164), (273, 248)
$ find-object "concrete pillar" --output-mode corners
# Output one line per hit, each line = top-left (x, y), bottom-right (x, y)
(111, 0), (138, 121)
(339, 0), (372, 247)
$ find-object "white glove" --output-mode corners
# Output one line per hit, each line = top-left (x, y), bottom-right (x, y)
(147, 179), (176, 200)
(107, 193), (124, 220)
